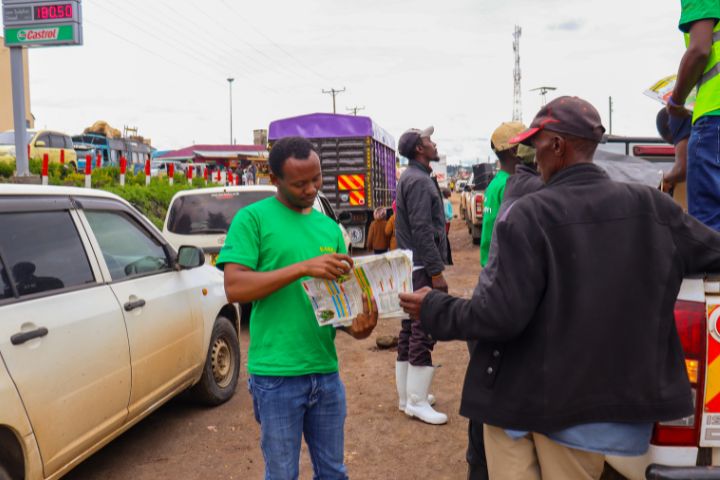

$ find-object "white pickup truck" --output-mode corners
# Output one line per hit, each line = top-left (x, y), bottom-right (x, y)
(461, 164), (495, 245)
(600, 143), (720, 479)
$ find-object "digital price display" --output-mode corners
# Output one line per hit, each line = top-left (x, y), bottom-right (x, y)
(33, 3), (73, 20)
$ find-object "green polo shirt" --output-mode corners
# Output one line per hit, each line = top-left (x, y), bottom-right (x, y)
(480, 170), (509, 267)
(216, 196), (346, 376)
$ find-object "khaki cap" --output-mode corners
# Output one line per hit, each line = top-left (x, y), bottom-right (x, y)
(491, 122), (526, 152)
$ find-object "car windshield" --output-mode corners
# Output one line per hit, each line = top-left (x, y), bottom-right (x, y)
(0, 131), (33, 146)
(166, 190), (275, 234)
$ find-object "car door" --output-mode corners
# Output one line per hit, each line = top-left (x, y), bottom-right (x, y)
(0, 198), (131, 477)
(78, 199), (204, 419)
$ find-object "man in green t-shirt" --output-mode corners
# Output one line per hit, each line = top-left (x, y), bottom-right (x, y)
(217, 136), (378, 480)
(479, 122), (526, 267)
(668, 0), (720, 230)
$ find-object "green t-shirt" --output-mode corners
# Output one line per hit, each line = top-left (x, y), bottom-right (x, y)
(216, 196), (346, 376)
(680, 0), (720, 118)
(479, 170), (509, 267)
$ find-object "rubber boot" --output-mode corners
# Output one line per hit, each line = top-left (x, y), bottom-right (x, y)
(396, 361), (408, 411)
(404, 365), (447, 424)
(397, 361), (436, 411)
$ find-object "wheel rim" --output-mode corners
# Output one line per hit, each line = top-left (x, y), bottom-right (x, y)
(211, 335), (234, 388)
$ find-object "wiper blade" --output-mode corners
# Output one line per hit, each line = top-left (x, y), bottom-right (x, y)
(190, 228), (227, 234)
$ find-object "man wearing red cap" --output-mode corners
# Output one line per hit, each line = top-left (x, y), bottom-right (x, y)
(400, 97), (720, 479)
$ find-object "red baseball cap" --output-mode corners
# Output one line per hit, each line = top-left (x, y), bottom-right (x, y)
(510, 96), (606, 146)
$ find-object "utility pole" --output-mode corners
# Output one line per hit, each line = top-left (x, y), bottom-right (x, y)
(531, 86), (557, 106)
(227, 78), (235, 144)
(608, 96), (614, 135)
(322, 87), (346, 114)
(346, 106), (365, 116)
(512, 25), (522, 122)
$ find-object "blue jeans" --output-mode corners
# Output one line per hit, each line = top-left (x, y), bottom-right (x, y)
(249, 372), (348, 480)
(687, 115), (720, 231)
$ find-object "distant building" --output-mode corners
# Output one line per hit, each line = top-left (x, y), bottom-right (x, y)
(0, 38), (34, 131)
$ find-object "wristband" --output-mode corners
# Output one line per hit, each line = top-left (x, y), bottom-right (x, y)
(667, 96), (684, 108)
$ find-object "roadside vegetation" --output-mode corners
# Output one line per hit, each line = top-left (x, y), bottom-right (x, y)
(0, 160), (217, 229)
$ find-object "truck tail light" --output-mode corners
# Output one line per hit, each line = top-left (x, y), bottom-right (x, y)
(651, 300), (706, 446)
(474, 194), (484, 211)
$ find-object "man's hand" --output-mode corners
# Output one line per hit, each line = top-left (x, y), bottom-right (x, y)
(301, 254), (354, 280)
(666, 102), (691, 118)
(431, 273), (449, 293)
(345, 293), (378, 339)
(399, 286), (433, 320)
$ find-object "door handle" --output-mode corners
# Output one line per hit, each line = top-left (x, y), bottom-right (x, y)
(11, 327), (49, 346)
(124, 299), (146, 312)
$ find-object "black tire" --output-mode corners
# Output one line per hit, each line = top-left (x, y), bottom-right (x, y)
(190, 316), (240, 406)
(471, 225), (481, 245)
(0, 464), (12, 480)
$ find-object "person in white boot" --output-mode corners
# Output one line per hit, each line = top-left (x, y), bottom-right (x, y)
(394, 127), (450, 425)
(395, 361), (435, 411)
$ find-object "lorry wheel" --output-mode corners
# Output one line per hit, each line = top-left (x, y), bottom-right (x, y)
(190, 316), (240, 406)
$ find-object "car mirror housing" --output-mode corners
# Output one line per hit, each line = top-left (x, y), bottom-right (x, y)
(177, 246), (205, 269)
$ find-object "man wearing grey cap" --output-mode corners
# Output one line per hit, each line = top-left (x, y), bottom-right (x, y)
(400, 96), (720, 478)
(394, 126), (450, 425)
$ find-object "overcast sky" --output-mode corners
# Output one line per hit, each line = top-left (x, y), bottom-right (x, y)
(7, 0), (685, 165)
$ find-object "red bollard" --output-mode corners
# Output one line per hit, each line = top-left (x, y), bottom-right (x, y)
(27, 144), (30, 159)
(119, 156), (127, 187)
(84, 154), (92, 188)
(203, 167), (209, 184)
(216, 169), (221, 183)
(167, 162), (174, 186)
(187, 165), (194, 184)
(60, 149), (65, 164)
(228, 171), (233, 185)
(96, 152), (102, 168)
(144, 159), (151, 186)
(41, 153), (49, 185)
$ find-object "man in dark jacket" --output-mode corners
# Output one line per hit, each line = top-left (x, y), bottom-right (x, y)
(400, 97), (720, 479)
(394, 126), (450, 425)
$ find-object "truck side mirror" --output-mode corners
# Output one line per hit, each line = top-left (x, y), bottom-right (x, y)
(338, 211), (351, 223)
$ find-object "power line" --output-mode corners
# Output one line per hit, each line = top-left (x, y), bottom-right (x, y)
(217, 0), (333, 84)
(94, 0), (279, 93)
(84, 18), (218, 85)
(322, 87), (346, 114)
(346, 106), (365, 116)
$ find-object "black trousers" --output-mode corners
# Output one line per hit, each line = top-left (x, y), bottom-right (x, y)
(466, 341), (488, 480)
(397, 269), (436, 366)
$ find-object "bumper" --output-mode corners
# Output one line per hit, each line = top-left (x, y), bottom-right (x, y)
(607, 446), (698, 480)
(646, 464), (720, 479)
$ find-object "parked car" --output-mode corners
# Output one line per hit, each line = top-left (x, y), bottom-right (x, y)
(0, 129), (78, 170)
(462, 164), (495, 245)
(0, 184), (240, 480)
(162, 186), (352, 266)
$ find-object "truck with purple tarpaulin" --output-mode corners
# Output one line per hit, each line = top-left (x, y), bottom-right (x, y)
(268, 113), (396, 248)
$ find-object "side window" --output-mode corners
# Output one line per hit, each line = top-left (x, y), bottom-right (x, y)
(35, 133), (50, 147)
(84, 211), (169, 281)
(64, 136), (73, 149)
(0, 259), (14, 300)
(0, 211), (95, 297)
(49, 134), (65, 148)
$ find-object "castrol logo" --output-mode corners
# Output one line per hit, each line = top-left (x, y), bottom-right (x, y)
(17, 28), (59, 41)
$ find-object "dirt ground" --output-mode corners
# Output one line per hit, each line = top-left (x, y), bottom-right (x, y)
(66, 194), (483, 480)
